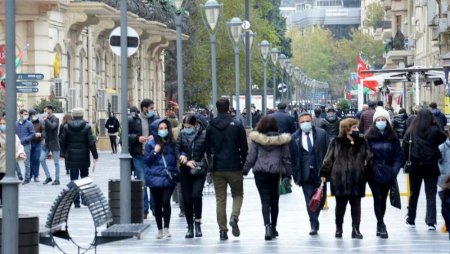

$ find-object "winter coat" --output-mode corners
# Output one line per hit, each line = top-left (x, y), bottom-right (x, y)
(320, 116), (340, 140)
(44, 114), (60, 151)
(176, 124), (207, 172)
(439, 139), (450, 187)
(243, 131), (292, 176)
(143, 119), (177, 188)
(31, 119), (44, 144)
(272, 110), (296, 134)
(393, 113), (407, 139)
(59, 119), (98, 169)
(358, 109), (375, 134)
(206, 113), (248, 172)
(251, 111), (262, 129)
(105, 116), (120, 134)
(0, 133), (25, 174)
(402, 126), (447, 177)
(366, 131), (404, 184)
(313, 117), (324, 128)
(290, 126), (330, 187)
(320, 136), (373, 197)
(431, 108), (448, 129)
(15, 120), (35, 146)
(128, 112), (159, 157)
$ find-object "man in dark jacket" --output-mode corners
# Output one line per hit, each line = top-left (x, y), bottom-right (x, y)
(429, 102), (447, 129)
(15, 109), (35, 183)
(105, 112), (120, 153)
(206, 98), (248, 240)
(128, 99), (159, 218)
(393, 108), (408, 139)
(40, 105), (61, 185)
(320, 108), (340, 142)
(272, 103), (296, 134)
(251, 105), (261, 129)
(28, 109), (44, 183)
(359, 101), (376, 134)
(289, 112), (330, 235)
(60, 107), (98, 208)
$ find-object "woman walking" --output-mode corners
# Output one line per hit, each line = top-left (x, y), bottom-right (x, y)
(403, 109), (447, 230)
(59, 113), (72, 175)
(105, 112), (120, 153)
(320, 118), (372, 239)
(243, 116), (291, 240)
(144, 118), (178, 239)
(176, 114), (208, 238)
(365, 108), (403, 238)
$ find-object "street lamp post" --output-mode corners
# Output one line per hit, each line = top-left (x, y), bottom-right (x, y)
(174, 0), (189, 121)
(285, 60), (293, 109)
(259, 40), (271, 115)
(242, 30), (256, 127)
(201, 0), (222, 115)
(270, 48), (279, 109)
(278, 54), (287, 102)
(227, 17), (243, 115)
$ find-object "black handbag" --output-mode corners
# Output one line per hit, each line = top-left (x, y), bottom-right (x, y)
(189, 140), (207, 176)
(162, 154), (180, 184)
(403, 137), (412, 174)
(389, 179), (401, 209)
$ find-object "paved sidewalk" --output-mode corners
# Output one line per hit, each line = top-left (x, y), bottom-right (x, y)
(15, 152), (450, 253)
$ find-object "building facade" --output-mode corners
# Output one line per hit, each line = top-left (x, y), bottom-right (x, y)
(0, 0), (178, 125)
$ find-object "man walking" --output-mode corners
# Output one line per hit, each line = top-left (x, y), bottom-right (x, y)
(359, 101), (376, 134)
(206, 98), (248, 240)
(28, 109), (44, 182)
(129, 99), (159, 218)
(15, 109), (35, 183)
(105, 112), (120, 153)
(289, 112), (329, 235)
(40, 105), (61, 185)
(429, 102), (447, 129)
(59, 108), (98, 208)
(272, 103), (296, 134)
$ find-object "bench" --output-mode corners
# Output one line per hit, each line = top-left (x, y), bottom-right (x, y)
(39, 177), (150, 254)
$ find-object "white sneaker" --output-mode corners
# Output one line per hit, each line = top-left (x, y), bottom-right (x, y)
(163, 228), (171, 238)
(427, 224), (436, 231)
(156, 229), (164, 239)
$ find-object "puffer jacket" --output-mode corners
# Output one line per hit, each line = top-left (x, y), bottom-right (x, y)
(175, 124), (207, 171)
(321, 115), (340, 139)
(243, 131), (292, 176)
(59, 119), (98, 169)
(439, 139), (450, 186)
(143, 119), (178, 188)
(0, 133), (25, 173)
(393, 113), (407, 139)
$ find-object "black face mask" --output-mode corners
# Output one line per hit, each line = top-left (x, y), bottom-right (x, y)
(350, 131), (360, 139)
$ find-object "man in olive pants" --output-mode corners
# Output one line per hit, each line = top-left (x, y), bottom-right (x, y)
(206, 98), (248, 241)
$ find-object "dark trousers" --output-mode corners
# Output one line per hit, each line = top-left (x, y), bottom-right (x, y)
(368, 179), (393, 224)
(30, 142), (41, 178)
(109, 135), (117, 153)
(150, 187), (174, 230)
(408, 171), (438, 225)
(335, 196), (361, 226)
(180, 170), (206, 225)
(70, 168), (89, 205)
(301, 181), (327, 230)
(254, 172), (280, 227)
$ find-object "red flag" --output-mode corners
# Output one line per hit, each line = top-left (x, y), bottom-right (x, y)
(357, 53), (378, 91)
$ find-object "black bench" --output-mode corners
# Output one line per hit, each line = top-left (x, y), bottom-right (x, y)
(39, 177), (149, 254)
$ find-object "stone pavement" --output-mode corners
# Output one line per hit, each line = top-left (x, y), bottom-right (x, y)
(15, 152), (450, 253)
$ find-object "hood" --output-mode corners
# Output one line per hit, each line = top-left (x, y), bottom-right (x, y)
(68, 119), (87, 132)
(249, 131), (291, 146)
(209, 113), (233, 130)
(150, 118), (172, 141)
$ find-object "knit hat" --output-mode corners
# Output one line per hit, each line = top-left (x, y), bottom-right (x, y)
(373, 108), (391, 124)
(71, 107), (84, 118)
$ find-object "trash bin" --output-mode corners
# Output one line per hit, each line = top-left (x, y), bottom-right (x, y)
(0, 213), (39, 254)
(108, 179), (144, 226)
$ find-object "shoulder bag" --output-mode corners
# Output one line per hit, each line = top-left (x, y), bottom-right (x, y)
(403, 136), (412, 174)
(162, 153), (180, 184)
(189, 140), (207, 176)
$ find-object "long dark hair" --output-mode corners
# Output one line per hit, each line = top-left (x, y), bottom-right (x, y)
(365, 121), (397, 140)
(405, 109), (439, 138)
(255, 115), (278, 134)
(156, 120), (175, 149)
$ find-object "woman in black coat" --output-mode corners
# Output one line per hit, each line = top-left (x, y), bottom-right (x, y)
(320, 118), (372, 239)
(105, 113), (120, 153)
(175, 114), (207, 239)
(403, 109), (448, 230)
(393, 108), (407, 139)
(365, 108), (403, 239)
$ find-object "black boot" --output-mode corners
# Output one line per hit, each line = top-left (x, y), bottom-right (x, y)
(185, 224), (194, 239)
(376, 223), (382, 236)
(219, 230), (228, 240)
(335, 224), (343, 238)
(379, 224), (388, 239)
(351, 225), (363, 239)
(195, 221), (203, 237)
(271, 226), (279, 238)
(265, 225), (272, 241)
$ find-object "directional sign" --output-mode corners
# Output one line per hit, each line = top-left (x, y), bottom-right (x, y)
(16, 81), (38, 86)
(17, 73), (44, 80)
(109, 26), (140, 57)
(17, 87), (39, 93)
(277, 83), (287, 92)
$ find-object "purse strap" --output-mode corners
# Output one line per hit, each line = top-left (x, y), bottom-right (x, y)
(407, 135), (412, 162)
(162, 153), (168, 169)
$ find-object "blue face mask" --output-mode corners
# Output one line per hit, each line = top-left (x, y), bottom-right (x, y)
(147, 110), (155, 118)
(300, 122), (312, 133)
(158, 129), (169, 138)
(22, 115), (29, 121)
(43, 112), (49, 117)
(0, 124), (5, 132)
(183, 127), (195, 135)
(32, 115), (39, 121)
(376, 121), (387, 131)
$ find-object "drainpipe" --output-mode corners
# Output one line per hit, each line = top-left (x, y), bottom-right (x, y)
(87, 26), (93, 123)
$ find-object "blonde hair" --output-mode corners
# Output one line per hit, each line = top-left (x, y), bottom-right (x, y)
(339, 118), (359, 137)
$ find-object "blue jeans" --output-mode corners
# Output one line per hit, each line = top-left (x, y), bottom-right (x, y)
(16, 144), (31, 180)
(133, 156), (152, 214)
(30, 143), (42, 178)
(40, 148), (60, 181)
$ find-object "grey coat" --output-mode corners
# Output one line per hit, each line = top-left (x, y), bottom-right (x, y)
(243, 131), (292, 176)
